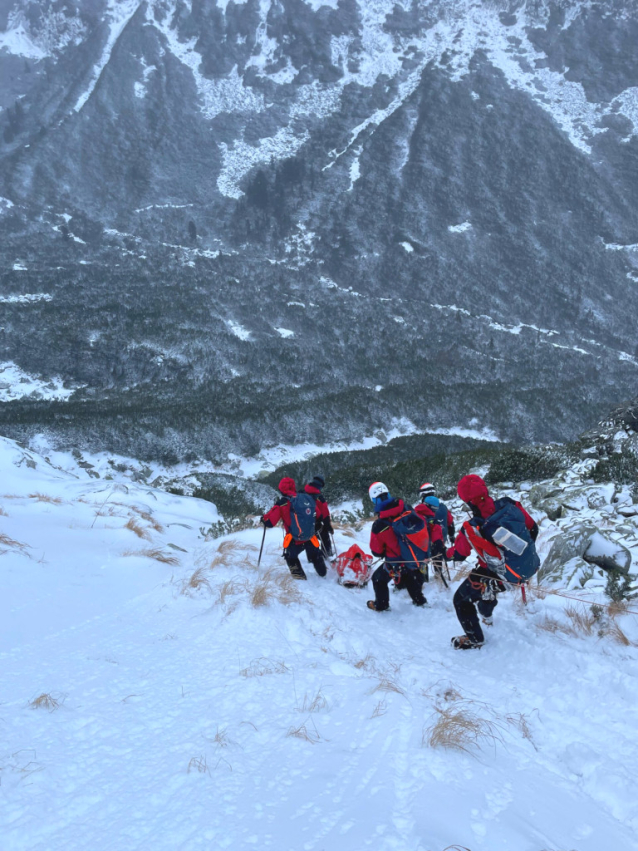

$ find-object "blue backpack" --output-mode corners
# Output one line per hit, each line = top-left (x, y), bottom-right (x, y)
(434, 501), (450, 540)
(390, 508), (430, 568)
(288, 493), (317, 542)
(481, 498), (539, 583)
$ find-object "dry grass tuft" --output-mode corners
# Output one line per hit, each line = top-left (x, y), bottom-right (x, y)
(207, 539), (258, 571)
(240, 657), (290, 678)
(212, 727), (230, 748)
(250, 569), (301, 608)
(607, 620), (636, 647)
(0, 506), (8, 516)
(217, 577), (247, 606)
(353, 654), (375, 670)
(122, 547), (179, 565)
(424, 702), (503, 754)
(125, 518), (151, 540)
(28, 492), (63, 504)
(565, 604), (597, 634)
(29, 693), (62, 711)
(286, 723), (322, 744)
(181, 567), (213, 595)
(371, 673), (405, 696)
(371, 699), (388, 718)
(127, 504), (164, 533)
(298, 690), (328, 713)
(187, 755), (210, 775)
(537, 602), (636, 646)
(0, 532), (31, 555)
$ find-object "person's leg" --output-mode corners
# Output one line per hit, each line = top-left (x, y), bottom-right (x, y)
(453, 578), (485, 644)
(403, 569), (427, 606)
(284, 541), (307, 579)
(305, 540), (327, 577)
(370, 565), (391, 610)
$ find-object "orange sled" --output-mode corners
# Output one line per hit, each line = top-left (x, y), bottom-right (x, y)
(334, 544), (373, 587)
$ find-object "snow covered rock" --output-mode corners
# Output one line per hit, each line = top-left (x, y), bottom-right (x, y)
(583, 532), (632, 575)
(539, 522), (599, 583)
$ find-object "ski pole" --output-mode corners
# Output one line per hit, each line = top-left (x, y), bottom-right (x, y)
(257, 525), (266, 568)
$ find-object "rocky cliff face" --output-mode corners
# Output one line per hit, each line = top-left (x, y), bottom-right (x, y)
(1, 1), (637, 459)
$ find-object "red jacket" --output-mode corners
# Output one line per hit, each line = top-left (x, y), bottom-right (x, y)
(415, 503), (443, 544)
(262, 477), (297, 533)
(447, 475), (537, 565)
(304, 483), (330, 523)
(370, 498), (406, 561)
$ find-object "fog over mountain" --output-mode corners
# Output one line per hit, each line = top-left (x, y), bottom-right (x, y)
(1, 0), (637, 462)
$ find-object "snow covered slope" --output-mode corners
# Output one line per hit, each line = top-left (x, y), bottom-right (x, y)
(1, 436), (638, 849)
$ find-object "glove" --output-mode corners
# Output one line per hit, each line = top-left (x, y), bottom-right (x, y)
(260, 517), (267, 527)
(448, 524), (456, 542)
(325, 519), (334, 535)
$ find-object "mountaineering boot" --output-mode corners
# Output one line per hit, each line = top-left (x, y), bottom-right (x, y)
(481, 616), (494, 626)
(412, 597), (428, 607)
(367, 600), (389, 612)
(451, 635), (484, 650)
(289, 565), (307, 580)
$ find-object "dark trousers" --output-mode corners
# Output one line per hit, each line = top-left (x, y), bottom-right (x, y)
(285, 540), (327, 576)
(372, 564), (426, 610)
(453, 567), (503, 644)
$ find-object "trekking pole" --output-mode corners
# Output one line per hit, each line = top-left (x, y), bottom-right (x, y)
(521, 583), (527, 606)
(257, 525), (267, 569)
(330, 532), (337, 559)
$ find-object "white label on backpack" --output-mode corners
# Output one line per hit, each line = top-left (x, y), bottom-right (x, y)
(493, 526), (528, 555)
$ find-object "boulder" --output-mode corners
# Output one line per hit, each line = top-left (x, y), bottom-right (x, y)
(582, 532), (631, 574)
(539, 523), (598, 583)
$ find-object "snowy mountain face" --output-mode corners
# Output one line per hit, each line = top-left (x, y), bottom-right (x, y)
(1, 1), (638, 460)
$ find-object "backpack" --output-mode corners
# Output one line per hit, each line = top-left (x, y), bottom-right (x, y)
(288, 493), (317, 542)
(390, 508), (430, 568)
(434, 501), (450, 539)
(480, 498), (540, 584)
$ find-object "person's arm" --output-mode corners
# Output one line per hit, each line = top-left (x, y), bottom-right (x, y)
(370, 522), (387, 558)
(447, 510), (456, 541)
(517, 502), (539, 541)
(446, 528), (472, 562)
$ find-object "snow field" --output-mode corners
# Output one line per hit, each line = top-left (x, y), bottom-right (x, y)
(1, 439), (637, 850)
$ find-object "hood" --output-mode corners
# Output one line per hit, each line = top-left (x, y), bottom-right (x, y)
(415, 502), (436, 519)
(304, 483), (321, 496)
(378, 498), (405, 520)
(457, 474), (495, 518)
(278, 477), (297, 497)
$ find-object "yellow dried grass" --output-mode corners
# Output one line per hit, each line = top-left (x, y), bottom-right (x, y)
(29, 693), (62, 711)
(28, 492), (63, 504)
(122, 547), (179, 565)
(125, 518), (151, 540)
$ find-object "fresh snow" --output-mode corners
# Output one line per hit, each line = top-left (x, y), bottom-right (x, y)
(1, 436), (637, 850)
(74, 1), (143, 113)
(0, 362), (78, 402)
(227, 320), (251, 341)
(0, 293), (52, 304)
(274, 327), (295, 338)
(448, 222), (472, 234)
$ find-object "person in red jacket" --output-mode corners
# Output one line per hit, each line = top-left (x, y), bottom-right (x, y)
(447, 474), (539, 649)
(414, 498), (445, 582)
(261, 477), (327, 580)
(304, 476), (334, 557)
(367, 481), (427, 612)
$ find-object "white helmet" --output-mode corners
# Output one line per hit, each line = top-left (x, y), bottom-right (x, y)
(419, 481), (435, 498)
(369, 481), (389, 501)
